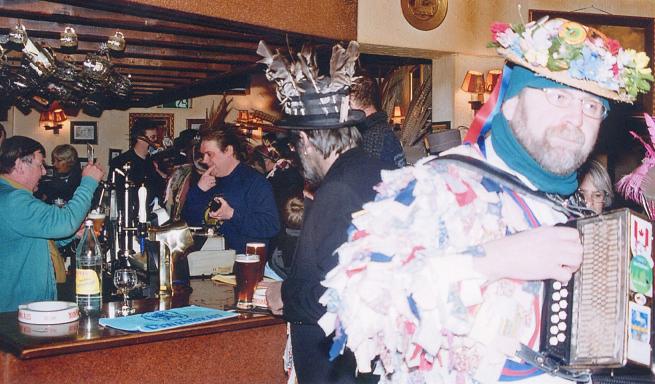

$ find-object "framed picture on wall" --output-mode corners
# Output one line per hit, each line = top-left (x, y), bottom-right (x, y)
(186, 118), (205, 131)
(70, 121), (98, 144)
(128, 113), (174, 147)
(108, 148), (122, 164)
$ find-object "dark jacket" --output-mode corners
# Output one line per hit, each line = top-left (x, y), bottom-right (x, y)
(36, 164), (82, 204)
(282, 147), (387, 383)
(182, 162), (280, 254)
(357, 111), (406, 169)
(109, 149), (166, 207)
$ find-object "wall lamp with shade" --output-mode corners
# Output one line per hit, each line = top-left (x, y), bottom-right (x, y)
(391, 105), (403, 124)
(485, 69), (502, 93)
(39, 102), (67, 134)
(236, 109), (251, 123)
(461, 70), (485, 112)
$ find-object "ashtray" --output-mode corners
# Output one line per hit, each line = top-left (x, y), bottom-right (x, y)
(18, 301), (79, 324)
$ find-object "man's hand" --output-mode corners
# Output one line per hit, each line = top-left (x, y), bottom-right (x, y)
(474, 226), (583, 283)
(82, 163), (105, 182)
(197, 165), (216, 191)
(153, 161), (167, 179)
(266, 281), (283, 315)
(207, 197), (234, 221)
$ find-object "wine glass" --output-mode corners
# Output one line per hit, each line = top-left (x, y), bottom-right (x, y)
(113, 268), (138, 316)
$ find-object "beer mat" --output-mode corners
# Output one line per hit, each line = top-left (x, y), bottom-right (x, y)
(211, 274), (236, 285)
(98, 305), (238, 332)
(210, 274), (277, 286)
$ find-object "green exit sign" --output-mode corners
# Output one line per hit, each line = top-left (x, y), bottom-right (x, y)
(160, 99), (191, 108)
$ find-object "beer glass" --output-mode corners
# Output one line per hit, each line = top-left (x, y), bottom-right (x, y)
(87, 211), (106, 238)
(234, 254), (260, 309)
(245, 242), (266, 281)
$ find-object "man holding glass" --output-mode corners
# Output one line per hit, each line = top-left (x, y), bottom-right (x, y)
(0, 136), (104, 312)
(182, 128), (279, 254)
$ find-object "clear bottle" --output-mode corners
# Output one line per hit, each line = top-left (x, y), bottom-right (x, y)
(76, 219), (103, 316)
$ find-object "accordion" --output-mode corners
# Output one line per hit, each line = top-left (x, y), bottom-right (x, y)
(539, 208), (654, 376)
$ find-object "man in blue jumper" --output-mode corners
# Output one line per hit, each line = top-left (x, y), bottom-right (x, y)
(0, 136), (103, 312)
(181, 128), (279, 254)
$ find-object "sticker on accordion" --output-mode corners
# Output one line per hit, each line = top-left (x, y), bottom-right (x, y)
(630, 255), (653, 297)
(628, 302), (652, 365)
(630, 215), (653, 297)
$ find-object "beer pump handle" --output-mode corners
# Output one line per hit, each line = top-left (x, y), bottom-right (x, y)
(109, 190), (118, 221)
(109, 168), (122, 221)
(138, 184), (147, 224)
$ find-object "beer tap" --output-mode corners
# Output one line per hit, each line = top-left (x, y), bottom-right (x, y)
(117, 162), (135, 268)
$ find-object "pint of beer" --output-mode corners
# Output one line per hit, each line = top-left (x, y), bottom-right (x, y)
(245, 242), (266, 281)
(235, 254), (260, 309)
(87, 211), (106, 238)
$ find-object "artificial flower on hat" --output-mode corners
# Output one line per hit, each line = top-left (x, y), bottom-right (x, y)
(489, 16), (653, 103)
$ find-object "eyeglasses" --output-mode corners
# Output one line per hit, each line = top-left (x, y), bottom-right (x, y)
(577, 188), (606, 203)
(540, 88), (608, 119)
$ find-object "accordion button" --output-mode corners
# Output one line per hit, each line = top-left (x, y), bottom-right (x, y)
(552, 292), (561, 301)
(559, 311), (567, 320)
(559, 300), (568, 309)
(560, 288), (569, 297)
(550, 325), (559, 334)
(549, 336), (558, 345)
(551, 303), (560, 312)
(551, 314), (559, 323)
(558, 322), (567, 331)
(557, 333), (566, 342)
(553, 281), (562, 290)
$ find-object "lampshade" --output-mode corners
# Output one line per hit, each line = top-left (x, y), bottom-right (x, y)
(485, 69), (502, 93)
(460, 70), (485, 94)
(237, 110), (250, 122)
(392, 105), (402, 118)
(40, 102), (67, 134)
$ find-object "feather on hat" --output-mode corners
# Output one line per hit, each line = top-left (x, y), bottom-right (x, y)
(257, 40), (364, 130)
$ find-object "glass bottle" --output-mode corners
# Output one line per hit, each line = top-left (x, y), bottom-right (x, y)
(76, 219), (103, 316)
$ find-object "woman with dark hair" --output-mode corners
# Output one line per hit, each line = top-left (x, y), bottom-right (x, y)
(36, 144), (82, 205)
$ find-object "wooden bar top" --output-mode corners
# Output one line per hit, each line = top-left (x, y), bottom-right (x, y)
(0, 279), (284, 360)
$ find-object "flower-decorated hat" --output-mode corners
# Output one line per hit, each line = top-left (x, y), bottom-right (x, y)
(490, 16), (653, 103)
(257, 41), (364, 130)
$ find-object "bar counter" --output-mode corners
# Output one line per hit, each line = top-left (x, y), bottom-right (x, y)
(0, 279), (287, 384)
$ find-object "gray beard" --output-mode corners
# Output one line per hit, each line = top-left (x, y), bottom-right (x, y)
(299, 151), (324, 185)
(511, 121), (589, 176)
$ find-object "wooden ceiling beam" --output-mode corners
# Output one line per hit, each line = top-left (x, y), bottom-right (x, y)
(127, 75), (191, 84)
(135, 65), (257, 108)
(0, 5), (277, 43)
(0, 17), (266, 54)
(14, 37), (259, 65)
(115, 68), (209, 79)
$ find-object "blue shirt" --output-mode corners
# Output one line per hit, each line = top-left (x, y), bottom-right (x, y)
(182, 163), (280, 253)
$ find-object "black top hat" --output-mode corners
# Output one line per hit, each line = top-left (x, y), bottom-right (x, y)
(275, 85), (365, 130)
(258, 41), (363, 130)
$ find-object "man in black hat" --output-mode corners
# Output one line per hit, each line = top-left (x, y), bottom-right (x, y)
(259, 40), (389, 383)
